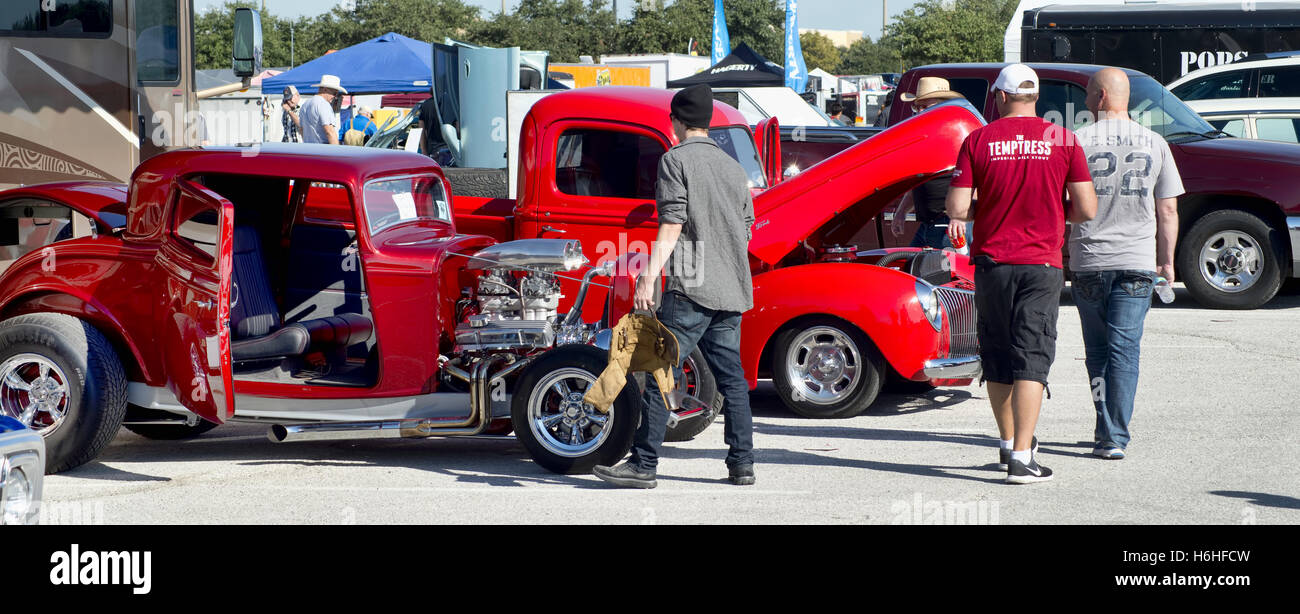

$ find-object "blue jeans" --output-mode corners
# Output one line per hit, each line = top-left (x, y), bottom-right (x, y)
(630, 291), (754, 471)
(1071, 270), (1155, 449)
(910, 222), (951, 249)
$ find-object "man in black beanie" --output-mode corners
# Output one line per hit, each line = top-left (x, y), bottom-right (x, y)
(592, 83), (758, 488)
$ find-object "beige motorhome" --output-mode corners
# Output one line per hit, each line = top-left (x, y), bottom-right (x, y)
(0, 1), (260, 188)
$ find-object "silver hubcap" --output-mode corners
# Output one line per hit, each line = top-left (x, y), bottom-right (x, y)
(527, 368), (611, 458)
(785, 326), (861, 405)
(1200, 230), (1261, 294)
(0, 354), (70, 435)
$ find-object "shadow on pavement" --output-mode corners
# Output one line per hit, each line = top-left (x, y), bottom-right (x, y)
(1209, 490), (1300, 510)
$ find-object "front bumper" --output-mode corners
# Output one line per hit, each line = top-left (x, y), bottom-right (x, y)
(922, 356), (982, 379)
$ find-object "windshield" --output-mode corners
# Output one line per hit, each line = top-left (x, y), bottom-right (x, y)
(1127, 75), (1217, 141)
(363, 174), (451, 233)
(709, 126), (767, 189)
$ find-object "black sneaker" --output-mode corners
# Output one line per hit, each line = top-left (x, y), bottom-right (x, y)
(1006, 457), (1054, 484)
(592, 461), (657, 489)
(728, 464), (756, 486)
(998, 436), (1039, 471)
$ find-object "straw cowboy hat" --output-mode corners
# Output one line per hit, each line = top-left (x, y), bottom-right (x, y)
(312, 74), (348, 94)
(899, 76), (962, 103)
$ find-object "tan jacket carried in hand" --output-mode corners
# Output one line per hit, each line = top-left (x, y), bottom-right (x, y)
(583, 312), (680, 414)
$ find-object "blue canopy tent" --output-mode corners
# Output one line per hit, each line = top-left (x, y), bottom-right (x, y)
(263, 32), (433, 94)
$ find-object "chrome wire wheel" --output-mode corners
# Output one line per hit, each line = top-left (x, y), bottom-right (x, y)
(526, 367), (612, 458)
(1199, 230), (1262, 294)
(784, 326), (862, 406)
(0, 353), (70, 436)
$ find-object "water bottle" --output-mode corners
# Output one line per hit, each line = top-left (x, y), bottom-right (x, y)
(1154, 276), (1175, 304)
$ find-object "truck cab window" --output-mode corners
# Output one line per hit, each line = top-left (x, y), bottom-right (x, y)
(709, 127), (767, 189)
(555, 129), (664, 200)
(1038, 80), (1091, 129)
(1255, 117), (1300, 143)
(1207, 118), (1247, 138)
(136, 0), (180, 83)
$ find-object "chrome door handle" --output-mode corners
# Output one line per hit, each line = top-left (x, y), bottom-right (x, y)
(196, 299), (215, 310)
(541, 225), (566, 234)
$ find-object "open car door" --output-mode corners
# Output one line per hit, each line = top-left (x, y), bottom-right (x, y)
(155, 179), (235, 424)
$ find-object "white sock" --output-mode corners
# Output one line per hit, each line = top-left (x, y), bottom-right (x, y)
(1010, 449), (1033, 465)
(1000, 439), (1014, 450)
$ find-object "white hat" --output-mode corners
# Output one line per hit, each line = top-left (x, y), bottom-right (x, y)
(994, 64), (1039, 95)
(312, 74), (348, 94)
(357, 105), (373, 116)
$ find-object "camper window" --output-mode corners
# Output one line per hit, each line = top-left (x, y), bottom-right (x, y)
(0, 0), (111, 36)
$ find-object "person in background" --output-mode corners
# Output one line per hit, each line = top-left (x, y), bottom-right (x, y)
(418, 91), (440, 155)
(828, 101), (850, 125)
(301, 74), (345, 145)
(1070, 68), (1183, 461)
(891, 78), (966, 248)
(343, 105), (378, 146)
(945, 64), (1097, 485)
(281, 85), (301, 143)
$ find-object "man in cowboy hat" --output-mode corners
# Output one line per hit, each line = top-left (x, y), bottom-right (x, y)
(899, 76), (964, 115)
(301, 74), (347, 144)
(890, 77), (966, 248)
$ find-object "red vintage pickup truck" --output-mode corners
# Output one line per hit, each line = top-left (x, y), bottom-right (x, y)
(452, 87), (985, 417)
(0, 89), (984, 475)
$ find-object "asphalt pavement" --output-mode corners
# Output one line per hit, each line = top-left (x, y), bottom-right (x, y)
(38, 284), (1300, 525)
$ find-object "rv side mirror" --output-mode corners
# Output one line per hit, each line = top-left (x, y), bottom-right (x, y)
(232, 8), (263, 79)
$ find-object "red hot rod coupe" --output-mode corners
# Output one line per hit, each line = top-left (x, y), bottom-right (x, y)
(0, 90), (984, 474)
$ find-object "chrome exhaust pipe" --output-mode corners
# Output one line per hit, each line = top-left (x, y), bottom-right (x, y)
(266, 355), (531, 443)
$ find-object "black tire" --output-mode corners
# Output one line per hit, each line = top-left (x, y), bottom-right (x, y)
(663, 348), (721, 443)
(121, 405), (219, 440)
(1178, 210), (1285, 310)
(772, 317), (884, 419)
(511, 345), (638, 474)
(0, 314), (127, 473)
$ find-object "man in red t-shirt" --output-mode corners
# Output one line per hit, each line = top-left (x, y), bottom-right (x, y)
(945, 64), (1097, 485)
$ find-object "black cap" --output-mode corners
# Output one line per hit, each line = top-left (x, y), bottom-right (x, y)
(671, 84), (714, 129)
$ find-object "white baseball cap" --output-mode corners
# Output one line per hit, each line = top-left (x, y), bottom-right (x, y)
(994, 64), (1039, 95)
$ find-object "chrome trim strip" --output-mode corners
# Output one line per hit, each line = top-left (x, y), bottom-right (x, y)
(1287, 216), (1300, 278)
(923, 356), (982, 379)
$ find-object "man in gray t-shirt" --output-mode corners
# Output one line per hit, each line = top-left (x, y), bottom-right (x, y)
(300, 75), (346, 144)
(1070, 67), (1184, 460)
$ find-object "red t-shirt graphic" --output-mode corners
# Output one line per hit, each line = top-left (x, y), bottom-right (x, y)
(951, 116), (1092, 268)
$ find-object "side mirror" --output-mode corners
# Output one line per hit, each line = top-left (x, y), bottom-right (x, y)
(232, 8), (263, 78)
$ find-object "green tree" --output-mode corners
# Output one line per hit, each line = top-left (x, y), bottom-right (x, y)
(837, 36), (902, 75)
(885, 0), (1017, 68)
(798, 30), (842, 72)
(469, 0), (618, 62)
(195, 2), (298, 69)
(299, 0), (482, 57)
(617, 0), (785, 62)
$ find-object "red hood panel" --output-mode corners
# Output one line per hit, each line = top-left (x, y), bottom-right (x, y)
(749, 105), (983, 265)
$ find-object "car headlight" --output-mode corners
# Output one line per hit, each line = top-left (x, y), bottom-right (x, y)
(2, 466), (33, 525)
(915, 280), (943, 332)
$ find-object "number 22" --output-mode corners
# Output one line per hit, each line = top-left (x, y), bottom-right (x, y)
(1088, 151), (1152, 197)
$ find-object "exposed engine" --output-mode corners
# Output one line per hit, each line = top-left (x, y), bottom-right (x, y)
(455, 239), (588, 353)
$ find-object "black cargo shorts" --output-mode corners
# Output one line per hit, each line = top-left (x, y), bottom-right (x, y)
(973, 257), (1063, 386)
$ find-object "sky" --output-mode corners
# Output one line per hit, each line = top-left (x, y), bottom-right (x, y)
(195, 0), (926, 43)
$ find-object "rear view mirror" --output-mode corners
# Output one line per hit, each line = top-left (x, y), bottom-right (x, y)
(232, 8), (263, 78)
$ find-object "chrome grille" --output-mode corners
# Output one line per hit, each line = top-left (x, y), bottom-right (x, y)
(935, 286), (978, 358)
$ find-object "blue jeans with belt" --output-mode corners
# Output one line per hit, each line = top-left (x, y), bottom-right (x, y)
(1071, 270), (1155, 449)
(629, 291), (754, 471)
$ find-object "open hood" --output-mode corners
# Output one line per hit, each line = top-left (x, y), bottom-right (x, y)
(749, 101), (985, 265)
